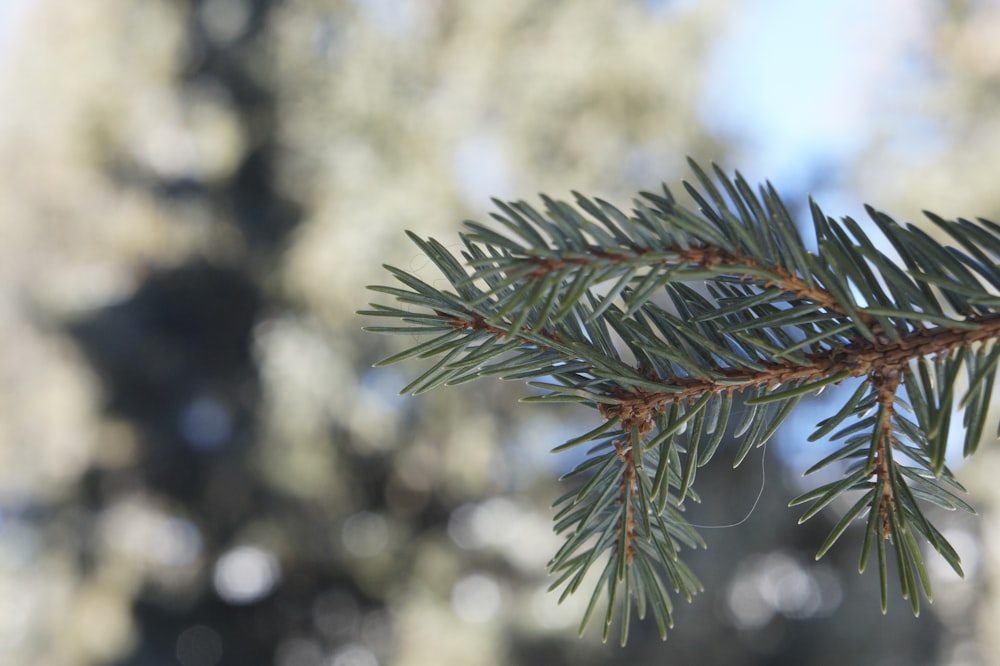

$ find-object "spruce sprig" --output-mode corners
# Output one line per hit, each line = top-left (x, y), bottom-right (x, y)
(361, 160), (1000, 643)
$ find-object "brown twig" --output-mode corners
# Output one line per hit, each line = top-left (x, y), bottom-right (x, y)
(585, 312), (1000, 421)
(871, 369), (902, 539)
(440, 296), (1000, 417)
(612, 438), (638, 566)
(610, 409), (653, 567)
(521, 244), (875, 325)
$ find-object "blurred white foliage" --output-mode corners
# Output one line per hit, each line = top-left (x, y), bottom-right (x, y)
(5, 0), (999, 663)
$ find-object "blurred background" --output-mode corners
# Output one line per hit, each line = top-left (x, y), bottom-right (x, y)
(2, 0), (1000, 664)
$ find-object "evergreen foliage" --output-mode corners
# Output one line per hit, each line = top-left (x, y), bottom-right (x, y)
(361, 160), (1000, 644)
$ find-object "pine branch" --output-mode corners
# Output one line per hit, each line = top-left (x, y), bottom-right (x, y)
(361, 160), (999, 643)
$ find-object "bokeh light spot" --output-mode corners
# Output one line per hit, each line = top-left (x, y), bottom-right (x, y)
(529, 585), (579, 631)
(724, 552), (842, 630)
(341, 512), (389, 558)
(330, 643), (378, 666)
(212, 545), (281, 605)
(151, 517), (202, 567)
(179, 397), (232, 451)
(450, 573), (502, 624)
(99, 500), (203, 569)
(446, 498), (556, 572)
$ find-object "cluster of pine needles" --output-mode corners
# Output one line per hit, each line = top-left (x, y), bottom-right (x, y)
(362, 161), (1000, 644)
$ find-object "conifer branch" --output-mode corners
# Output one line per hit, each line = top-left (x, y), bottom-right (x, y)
(362, 160), (1000, 642)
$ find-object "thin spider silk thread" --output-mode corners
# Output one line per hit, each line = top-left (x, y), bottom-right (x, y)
(689, 443), (767, 529)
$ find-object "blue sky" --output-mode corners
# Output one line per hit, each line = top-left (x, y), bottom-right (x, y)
(0, 0), (28, 44)
(696, 0), (959, 474)
(700, 0), (926, 202)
